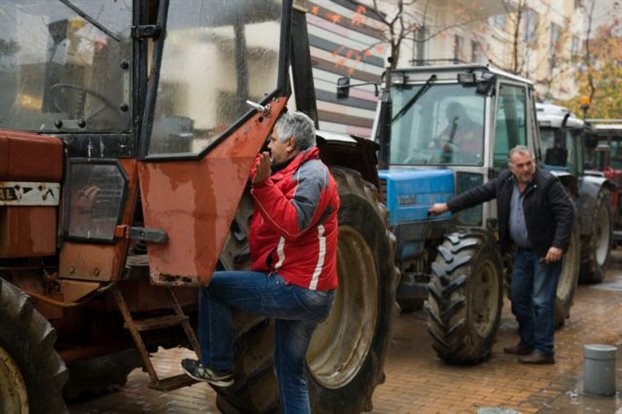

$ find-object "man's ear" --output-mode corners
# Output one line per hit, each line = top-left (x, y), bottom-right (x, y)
(286, 137), (297, 152)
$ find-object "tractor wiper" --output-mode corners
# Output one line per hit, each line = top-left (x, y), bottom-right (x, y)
(391, 74), (437, 123)
(59, 0), (120, 42)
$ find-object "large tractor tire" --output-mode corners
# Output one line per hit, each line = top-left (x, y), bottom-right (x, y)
(214, 167), (400, 413)
(579, 189), (612, 284)
(555, 221), (580, 328)
(426, 230), (504, 365)
(0, 278), (68, 414)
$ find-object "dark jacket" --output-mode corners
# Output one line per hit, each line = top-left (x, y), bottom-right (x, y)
(447, 168), (575, 257)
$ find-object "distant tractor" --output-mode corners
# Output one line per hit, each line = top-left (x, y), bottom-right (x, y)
(535, 103), (614, 284)
(339, 65), (581, 364)
(584, 120), (622, 244)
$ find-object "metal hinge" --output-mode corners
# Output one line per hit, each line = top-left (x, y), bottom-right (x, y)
(115, 225), (168, 244)
(132, 25), (161, 39)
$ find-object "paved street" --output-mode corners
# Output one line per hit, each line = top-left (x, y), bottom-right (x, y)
(70, 252), (622, 414)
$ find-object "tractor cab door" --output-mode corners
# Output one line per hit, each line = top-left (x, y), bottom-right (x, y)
(137, 0), (291, 285)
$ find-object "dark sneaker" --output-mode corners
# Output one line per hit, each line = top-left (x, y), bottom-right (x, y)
(503, 342), (533, 355)
(181, 358), (234, 387)
(518, 351), (555, 365)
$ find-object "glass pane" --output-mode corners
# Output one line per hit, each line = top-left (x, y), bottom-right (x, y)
(493, 84), (526, 169)
(390, 83), (485, 166)
(67, 162), (126, 241)
(149, 0), (282, 155)
(0, 0), (132, 132)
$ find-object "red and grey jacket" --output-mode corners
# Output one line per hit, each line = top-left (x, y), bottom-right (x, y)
(249, 147), (339, 291)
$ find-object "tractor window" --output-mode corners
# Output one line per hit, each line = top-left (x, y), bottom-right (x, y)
(0, 1), (132, 132)
(389, 83), (485, 166)
(148, 0), (282, 156)
(493, 84), (527, 170)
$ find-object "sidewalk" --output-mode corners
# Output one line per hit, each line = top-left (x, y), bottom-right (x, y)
(70, 251), (622, 413)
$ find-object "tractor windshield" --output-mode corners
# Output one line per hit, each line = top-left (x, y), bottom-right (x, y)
(390, 83), (485, 166)
(0, 0), (132, 133)
(147, 0), (283, 156)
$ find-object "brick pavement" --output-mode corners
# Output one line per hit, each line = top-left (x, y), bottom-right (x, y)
(70, 252), (622, 414)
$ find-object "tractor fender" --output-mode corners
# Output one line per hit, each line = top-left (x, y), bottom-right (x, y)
(578, 175), (614, 237)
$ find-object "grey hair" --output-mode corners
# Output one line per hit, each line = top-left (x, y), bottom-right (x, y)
(508, 145), (533, 162)
(274, 111), (316, 151)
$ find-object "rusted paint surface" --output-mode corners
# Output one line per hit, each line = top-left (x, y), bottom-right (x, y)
(139, 98), (287, 286)
(104, 279), (197, 313)
(0, 206), (56, 257)
(0, 130), (63, 181)
(59, 159), (139, 283)
(59, 279), (101, 303)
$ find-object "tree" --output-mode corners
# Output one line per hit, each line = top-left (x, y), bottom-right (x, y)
(339, 0), (489, 70)
(557, 20), (622, 118)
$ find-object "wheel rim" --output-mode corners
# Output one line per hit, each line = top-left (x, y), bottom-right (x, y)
(307, 226), (378, 389)
(0, 346), (29, 413)
(595, 204), (611, 266)
(471, 257), (500, 337)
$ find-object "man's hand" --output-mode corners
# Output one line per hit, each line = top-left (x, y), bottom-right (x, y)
(543, 246), (563, 264)
(251, 151), (271, 185)
(428, 203), (449, 216)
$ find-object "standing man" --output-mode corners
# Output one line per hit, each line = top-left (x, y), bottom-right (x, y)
(181, 111), (339, 413)
(429, 145), (574, 364)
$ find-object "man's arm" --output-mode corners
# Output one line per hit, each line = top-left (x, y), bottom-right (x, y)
(428, 173), (502, 216)
(251, 160), (328, 239)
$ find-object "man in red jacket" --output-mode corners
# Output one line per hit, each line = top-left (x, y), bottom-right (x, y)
(182, 111), (339, 414)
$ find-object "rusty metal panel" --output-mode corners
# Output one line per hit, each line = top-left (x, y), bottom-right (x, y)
(0, 130), (63, 181)
(139, 99), (287, 286)
(0, 206), (56, 257)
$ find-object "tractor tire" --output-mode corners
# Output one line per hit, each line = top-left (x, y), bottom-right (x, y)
(555, 221), (580, 328)
(63, 349), (143, 401)
(0, 278), (69, 414)
(214, 167), (400, 413)
(426, 230), (504, 365)
(579, 189), (612, 284)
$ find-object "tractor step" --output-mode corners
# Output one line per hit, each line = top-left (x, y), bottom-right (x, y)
(128, 314), (188, 331)
(112, 286), (200, 391)
(148, 373), (198, 391)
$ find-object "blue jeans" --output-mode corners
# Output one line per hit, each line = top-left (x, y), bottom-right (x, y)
(198, 271), (335, 414)
(510, 249), (561, 355)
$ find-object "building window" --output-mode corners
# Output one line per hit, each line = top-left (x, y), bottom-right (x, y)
(453, 35), (464, 64)
(571, 35), (580, 59)
(471, 40), (482, 63)
(490, 14), (506, 30)
(549, 23), (562, 67)
(522, 9), (538, 44)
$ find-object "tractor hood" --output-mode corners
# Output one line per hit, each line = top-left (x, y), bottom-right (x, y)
(378, 168), (454, 226)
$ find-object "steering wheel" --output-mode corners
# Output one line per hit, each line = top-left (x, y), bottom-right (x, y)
(50, 83), (122, 122)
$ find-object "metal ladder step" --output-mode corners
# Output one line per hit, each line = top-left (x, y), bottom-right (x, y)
(148, 373), (198, 391)
(128, 314), (188, 331)
(112, 285), (200, 392)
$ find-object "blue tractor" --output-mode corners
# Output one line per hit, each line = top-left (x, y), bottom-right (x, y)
(340, 64), (580, 364)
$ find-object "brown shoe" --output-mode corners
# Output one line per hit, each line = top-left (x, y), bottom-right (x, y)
(518, 351), (555, 365)
(503, 342), (533, 355)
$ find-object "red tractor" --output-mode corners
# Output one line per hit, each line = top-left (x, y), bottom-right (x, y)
(0, 1), (398, 412)
(584, 120), (622, 244)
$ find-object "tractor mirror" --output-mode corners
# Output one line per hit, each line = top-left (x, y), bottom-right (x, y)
(545, 147), (568, 166)
(337, 76), (350, 100)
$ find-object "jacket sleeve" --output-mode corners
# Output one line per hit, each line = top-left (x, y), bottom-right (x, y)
(251, 161), (327, 240)
(548, 178), (575, 251)
(447, 173), (502, 212)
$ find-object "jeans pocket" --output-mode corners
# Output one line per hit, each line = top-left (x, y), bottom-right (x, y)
(293, 288), (335, 321)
